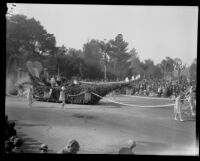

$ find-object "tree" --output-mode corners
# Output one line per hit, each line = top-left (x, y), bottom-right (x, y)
(6, 14), (56, 72)
(189, 58), (197, 82)
(143, 59), (155, 79)
(158, 59), (167, 80)
(82, 39), (103, 80)
(173, 58), (186, 83)
(56, 45), (68, 75)
(165, 56), (175, 81)
(99, 40), (112, 81)
(108, 34), (130, 80)
(126, 48), (141, 76)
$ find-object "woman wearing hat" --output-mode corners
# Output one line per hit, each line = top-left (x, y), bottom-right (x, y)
(59, 86), (66, 108)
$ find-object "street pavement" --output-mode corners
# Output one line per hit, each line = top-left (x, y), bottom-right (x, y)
(5, 95), (197, 155)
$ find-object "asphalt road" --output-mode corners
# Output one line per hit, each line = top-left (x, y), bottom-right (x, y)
(5, 95), (197, 155)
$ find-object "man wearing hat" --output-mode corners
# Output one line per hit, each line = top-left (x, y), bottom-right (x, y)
(59, 86), (66, 108)
(118, 139), (136, 154)
(40, 144), (48, 153)
(57, 139), (80, 154)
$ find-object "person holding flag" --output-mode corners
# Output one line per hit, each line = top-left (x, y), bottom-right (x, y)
(186, 85), (195, 116)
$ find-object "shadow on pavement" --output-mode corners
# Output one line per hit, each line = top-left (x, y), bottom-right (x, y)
(18, 131), (54, 153)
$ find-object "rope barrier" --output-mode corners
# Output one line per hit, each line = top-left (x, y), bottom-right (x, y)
(120, 94), (174, 101)
(91, 92), (175, 108)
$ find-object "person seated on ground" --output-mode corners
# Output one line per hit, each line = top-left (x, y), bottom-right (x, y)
(57, 139), (80, 154)
(9, 135), (18, 148)
(40, 144), (48, 153)
(8, 121), (17, 138)
(5, 141), (12, 154)
(118, 139), (136, 154)
(5, 114), (9, 128)
(11, 138), (24, 153)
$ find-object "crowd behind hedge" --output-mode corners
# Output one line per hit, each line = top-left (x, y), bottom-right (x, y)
(115, 78), (196, 98)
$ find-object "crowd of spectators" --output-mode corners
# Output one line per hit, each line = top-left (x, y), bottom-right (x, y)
(5, 114), (137, 154)
(5, 115), (24, 153)
(117, 78), (196, 98)
(5, 114), (82, 154)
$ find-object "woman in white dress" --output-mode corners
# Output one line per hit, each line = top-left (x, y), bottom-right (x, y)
(59, 86), (66, 108)
(187, 86), (195, 116)
(174, 92), (184, 121)
(27, 86), (34, 108)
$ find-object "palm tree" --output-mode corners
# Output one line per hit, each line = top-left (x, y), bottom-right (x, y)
(165, 57), (174, 81)
(173, 58), (186, 83)
(159, 59), (167, 80)
(99, 40), (112, 82)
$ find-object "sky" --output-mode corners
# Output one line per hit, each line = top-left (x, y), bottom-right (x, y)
(7, 3), (198, 66)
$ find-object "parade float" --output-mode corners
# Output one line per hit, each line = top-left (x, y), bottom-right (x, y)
(15, 61), (140, 105)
